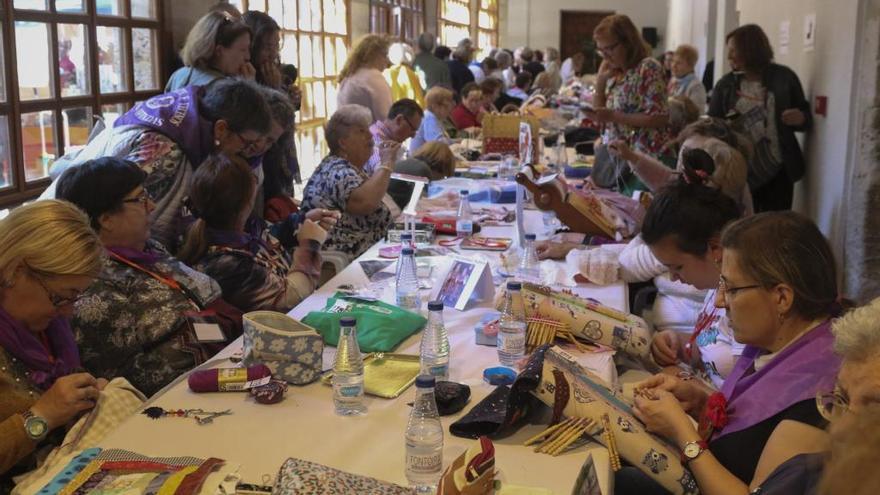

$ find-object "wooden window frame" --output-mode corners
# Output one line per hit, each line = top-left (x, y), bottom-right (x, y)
(0, 0), (165, 208)
(369, 0), (425, 46)
(438, 0), (497, 56)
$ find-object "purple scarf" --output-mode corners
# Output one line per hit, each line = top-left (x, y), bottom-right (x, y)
(713, 319), (839, 441)
(115, 85), (215, 167)
(0, 305), (81, 390)
(105, 245), (163, 266)
(206, 220), (268, 255)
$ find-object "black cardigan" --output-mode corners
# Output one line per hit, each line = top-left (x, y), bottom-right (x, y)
(708, 63), (812, 182)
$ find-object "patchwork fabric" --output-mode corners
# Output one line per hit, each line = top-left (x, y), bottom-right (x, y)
(273, 457), (414, 494)
(35, 449), (224, 495)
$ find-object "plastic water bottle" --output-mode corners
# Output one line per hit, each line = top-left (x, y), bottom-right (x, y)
(400, 232), (414, 248)
(455, 190), (473, 237)
(405, 375), (444, 493)
(332, 317), (366, 416)
(517, 233), (541, 282)
(396, 247), (422, 312)
(420, 301), (450, 381)
(498, 281), (527, 367)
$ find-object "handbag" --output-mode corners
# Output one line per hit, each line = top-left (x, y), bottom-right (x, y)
(481, 113), (541, 163)
(590, 143), (633, 190)
(302, 293), (427, 353)
(242, 311), (324, 385)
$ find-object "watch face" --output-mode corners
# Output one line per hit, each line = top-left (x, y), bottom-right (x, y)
(684, 443), (701, 458)
(26, 417), (48, 438)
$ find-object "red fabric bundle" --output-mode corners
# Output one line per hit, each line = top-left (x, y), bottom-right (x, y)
(188, 364), (272, 393)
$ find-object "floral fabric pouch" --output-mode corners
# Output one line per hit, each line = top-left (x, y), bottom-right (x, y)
(242, 311), (323, 385)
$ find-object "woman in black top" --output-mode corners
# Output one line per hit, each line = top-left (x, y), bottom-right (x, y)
(708, 24), (811, 212)
(620, 212), (841, 495)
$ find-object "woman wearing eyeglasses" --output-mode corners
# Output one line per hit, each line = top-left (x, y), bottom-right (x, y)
(0, 200), (104, 485)
(43, 78), (272, 250)
(56, 157), (244, 397)
(587, 14), (676, 194)
(622, 211), (841, 495)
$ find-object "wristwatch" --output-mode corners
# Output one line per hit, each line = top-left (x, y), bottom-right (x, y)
(21, 410), (49, 442)
(681, 440), (708, 463)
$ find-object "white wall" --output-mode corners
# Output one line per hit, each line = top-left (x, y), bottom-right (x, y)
(735, 0), (860, 264)
(501, 0), (670, 55)
(666, 0), (714, 78)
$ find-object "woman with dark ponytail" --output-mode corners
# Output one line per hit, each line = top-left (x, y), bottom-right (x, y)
(179, 154), (329, 313)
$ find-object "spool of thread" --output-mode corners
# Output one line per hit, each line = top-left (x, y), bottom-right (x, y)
(188, 364), (272, 393)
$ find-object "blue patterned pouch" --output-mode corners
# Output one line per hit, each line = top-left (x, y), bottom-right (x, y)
(242, 311), (324, 385)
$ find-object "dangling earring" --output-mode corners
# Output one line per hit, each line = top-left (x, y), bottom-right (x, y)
(214, 139), (220, 147)
(778, 312), (786, 325)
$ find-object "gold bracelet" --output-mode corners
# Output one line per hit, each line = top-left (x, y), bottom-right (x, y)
(378, 165), (393, 174)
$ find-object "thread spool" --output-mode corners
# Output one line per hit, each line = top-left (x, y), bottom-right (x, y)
(188, 364), (272, 393)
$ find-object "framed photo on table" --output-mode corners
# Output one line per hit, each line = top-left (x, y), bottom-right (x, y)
(432, 256), (493, 310)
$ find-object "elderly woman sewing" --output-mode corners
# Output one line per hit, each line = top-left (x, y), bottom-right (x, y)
(618, 211), (842, 494)
(0, 200), (104, 486)
(301, 104), (400, 258)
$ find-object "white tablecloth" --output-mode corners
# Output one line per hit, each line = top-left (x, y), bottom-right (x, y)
(98, 208), (628, 493)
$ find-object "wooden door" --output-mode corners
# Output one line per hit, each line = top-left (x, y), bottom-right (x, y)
(559, 10), (614, 73)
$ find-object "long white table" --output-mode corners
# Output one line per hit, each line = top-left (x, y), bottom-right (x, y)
(98, 208), (628, 493)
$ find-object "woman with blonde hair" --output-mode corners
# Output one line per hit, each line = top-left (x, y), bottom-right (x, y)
(410, 86), (455, 153)
(389, 141), (457, 208)
(337, 34), (393, 122)
(166, 10), (255, 91)
(0, 200), (104, 483)
(385, 42), (425, 107)
(587, 14), (675, 193)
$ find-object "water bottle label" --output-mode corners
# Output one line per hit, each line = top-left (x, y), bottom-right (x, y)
(336, 384), (363, 398)
(455, 220), (473, 233)
(428, 364), (449, 378)
(499, 332), (525, 354)
(405, 451), (442, 474)
(397, 294), (421, 308)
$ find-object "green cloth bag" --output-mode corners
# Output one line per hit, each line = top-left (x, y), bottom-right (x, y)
(301, 293), (427, 352)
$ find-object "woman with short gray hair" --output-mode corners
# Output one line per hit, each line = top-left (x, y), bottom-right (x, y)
(301, 105), (401, 258)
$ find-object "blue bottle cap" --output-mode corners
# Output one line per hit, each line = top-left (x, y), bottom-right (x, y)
(507, 281), (522, 290)
(525, 233), (537, 240)
(483, 366), (517, 386)
(340, 316), (357, 327)
(401, 247), (415, 256)
(401, 233), (413, 240)
(428, 300), (444, 311)
(415, 375), (436, 388)
(460, 190), (469, 195)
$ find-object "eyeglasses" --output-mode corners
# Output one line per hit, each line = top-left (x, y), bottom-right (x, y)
(32, 272), (84, 308)
(121, 190), (152, 208)
(816, 388), (850, 421)
(717, 278), (761, 305)
(403, 115), (418, 131)
(597, 41), (621, 57)
(235, 131), (262, 151)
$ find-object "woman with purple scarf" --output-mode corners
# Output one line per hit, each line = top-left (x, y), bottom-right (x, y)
(0, 200), (104, 483)
(56, 157), (244, 397)
(621, 211), (842, 494)
(41, 78), (272, 250)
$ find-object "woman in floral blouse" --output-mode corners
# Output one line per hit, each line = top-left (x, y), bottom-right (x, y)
(178, 153), (332, 313)
(588, 14), (675, 193)
(57, 157), (243, 397)
(301, 104), (401, 259)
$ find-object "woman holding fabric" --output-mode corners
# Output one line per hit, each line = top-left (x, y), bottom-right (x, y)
(587, 14), (675, 193)
(43, 78), (272, 249)
(179, 154), (331, 313)
(301, 104), (400, 258)
(620, 211), (842, 494)
(0, 200), (104, 484)
(709, 24), (811, 212)
(165, 11), (255, 91)
(56, 157), (244, 397)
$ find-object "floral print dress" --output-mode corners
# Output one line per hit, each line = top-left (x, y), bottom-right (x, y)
(603, 57), (675, 162)
(301, 155), (393, 258)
